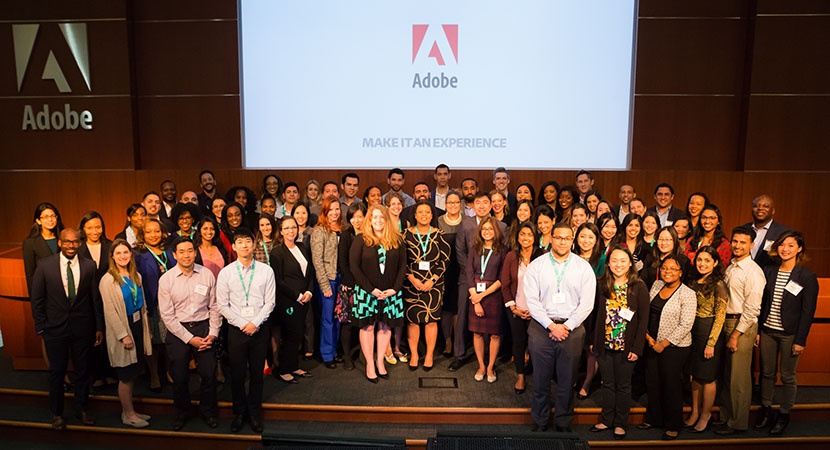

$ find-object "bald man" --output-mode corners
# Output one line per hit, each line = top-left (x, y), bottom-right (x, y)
(742, 195), (789, 269)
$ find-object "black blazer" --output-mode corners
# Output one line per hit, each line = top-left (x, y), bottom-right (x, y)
(270, 242), (315, 304)
(350, 238), (407, 293)
(30, 253), (103, 336)
(744, 220), (790, 269)
(22, 234), (57, 295)
(589, 279), (650, 357)
(78, 239), (112, 284)
(758, 264), (818, 346)
(647, 205), (686, 227)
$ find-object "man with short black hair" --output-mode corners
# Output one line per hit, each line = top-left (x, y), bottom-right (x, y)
(460, 177), (478, 217)
(611, 184), (636, 222)
(144, 191), (175, 233)
(197, 170), (221, 216)
(383, 168), (415, 207)
(575, 170), (594, 204)
(279, 182), (301, 218)
(321, 180), (340, 201)
(524, 222), (595, 432)
(217, 228), (275, 433)
(431, 164), (452, 210)
(340, 172), (361, 210)
(160, 180), (178, 220)
(493, 167), (517, 212)
(158, 237), (221, 431)
(743, 195), (789, 269)
(715, 226), (765, 436)
(648, 183), (685, 226)
(401, 181), (441, 228)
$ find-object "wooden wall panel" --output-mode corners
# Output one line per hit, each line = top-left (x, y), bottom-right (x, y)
(130, 0), (237, 21)
(743, 96), (830, 171)
(639, 0), (746, 17)
(750, 16), (830, 94)
(756, 0), (830, 14)
(631, 96), (741, 170)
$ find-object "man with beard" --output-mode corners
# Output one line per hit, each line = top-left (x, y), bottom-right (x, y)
(743, 195), (789, 269)
(460, 177), (478, 217)
(160, 180), (177, 220)
(197, 170), (221, 217)
(400, 182), (442, 228)
(382, 168), (415, 207)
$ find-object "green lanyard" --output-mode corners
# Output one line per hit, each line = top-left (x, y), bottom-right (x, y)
(539, 236), (549, 250)
(415, 226), (432, 254)
(262, 241), (271, 265)
(149, 249), (168, 273)
(480, 248), (493, 278)
(235, 260), (256, 306)
(122, 276), (139, 310)
(548, 252), (571, 290)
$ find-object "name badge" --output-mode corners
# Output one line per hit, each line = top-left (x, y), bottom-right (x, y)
(419, 261), (430, 271)
(763, 240), (774, 251)
(194, 284), (208, 296)
(785, 280), (803, 296)
(132, 310), (141, 323)
(552, 292), (566, 304)
(240, 306), (255, 318)
(476, 282), (487, 293)
(618, 307), (634, 321)
(665, 220), (674, 226)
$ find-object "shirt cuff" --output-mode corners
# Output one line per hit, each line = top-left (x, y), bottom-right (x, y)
(504, 301), (516, 308)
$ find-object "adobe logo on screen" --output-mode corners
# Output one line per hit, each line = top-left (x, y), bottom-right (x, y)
(411, 24), (459, 89)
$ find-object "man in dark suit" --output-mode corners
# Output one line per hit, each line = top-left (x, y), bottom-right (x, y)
(743, 195), (789, 269)
(647, 182), (686, 227)
(493, 167), (517, 212)
(30, 228), (104, 430)
(448, 191), (508, 371)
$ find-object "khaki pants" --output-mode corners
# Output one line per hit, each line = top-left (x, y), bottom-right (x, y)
(717, 319), (757, 430)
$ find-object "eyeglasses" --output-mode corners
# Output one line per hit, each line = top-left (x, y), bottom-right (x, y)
(700, 215), (718, 221)
(659, 266), (680, 273)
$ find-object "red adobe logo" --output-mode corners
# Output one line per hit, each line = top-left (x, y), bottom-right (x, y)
(412, 24), (458, 66)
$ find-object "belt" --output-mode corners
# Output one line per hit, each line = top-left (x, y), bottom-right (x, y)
(180, 319), (208, 328)
(550, 317), (568, 324)
(725, 313), (741, 319)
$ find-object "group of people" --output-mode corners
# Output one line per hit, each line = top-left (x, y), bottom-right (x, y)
(22, 166), (818, 440)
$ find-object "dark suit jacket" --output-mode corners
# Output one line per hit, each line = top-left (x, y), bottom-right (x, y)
(23, 234), (57, 294)
(30, 253), (103, 337)
(647, 205), (686, 227)
(758, 264), (818, 346)
(270, 242), (315, 303)
(744, 220), (790, 269)
(589, 279), (650, 357)
(455, 216), (508, 285)
(78, 239), (112, 284)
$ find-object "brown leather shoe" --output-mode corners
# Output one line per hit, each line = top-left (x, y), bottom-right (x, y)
(52, 416), (66, 430)
(76, 411), (96, 426)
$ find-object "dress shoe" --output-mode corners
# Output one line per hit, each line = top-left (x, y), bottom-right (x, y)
(377, 372), (389, 380)
(334, 355), (344, 363)
(769, 413), (789, 436)
(661, 430), (679, 440)
(636, 422), (654, 430)
(531, 424), (548, 432)
(442, 350), (453, 358)
(712, 419), (727, 426)
(714, 426), (744, 436)
(344, 358), (355, 371)
(324, 361), (337, 369)
(292, 370), (313, 378)
(474, 372), (485, 382)
(487, 372), (497, 383)
(613, 427), (626, 440)
(754, 406), (772, 429)
(514, 385), (525, 395)
(576, 389), (589, 400)
(51, 416), (66, 430)
(384, 353), (398, 365)
(409, 364), (418, 371)
(122, 413), (149, 429)
(589, 424), (609, 432)
(172, 414), (189, 431)
(366, 375), (379, 384)
(555, 426), (573, 433)
(303, 353), (314, 360)
(76, 411), (96, 426)
(394, 351), (409, 363)
(231, 414), (245, 432)
(447, 358), (464, 372)
(250, 415), (263, 433)
(202, 415), (218, 429)
(136, 413), (151, 421)
(278, 373), (299, 384)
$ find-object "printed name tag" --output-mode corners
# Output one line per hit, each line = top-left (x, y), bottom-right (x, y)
(240, 306), (255, 318)
(132, 310), (141, 323)
(665, 220), (674, 226)
(763, 240), (774, 251)
(194, 285), (208, 295)
(476, 282), (487, 293)
(419, 261), (430, 271)
(552, 292), (566, 304)
(785, 280), (803, 296)
(618, 307), (634, 321)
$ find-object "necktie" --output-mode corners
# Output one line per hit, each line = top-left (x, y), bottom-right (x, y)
(66, 261), (76, 303)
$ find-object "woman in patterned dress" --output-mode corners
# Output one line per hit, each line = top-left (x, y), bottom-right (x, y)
(403, 201), (450, 371)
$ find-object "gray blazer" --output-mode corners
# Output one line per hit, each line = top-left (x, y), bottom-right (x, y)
(649, 280), (697, 347)
(311, 226), (339, 294)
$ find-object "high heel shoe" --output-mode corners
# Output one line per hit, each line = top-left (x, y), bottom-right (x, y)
(688, 417), (712, 433)
(366, 374), (379, 384)
(576, 389), (589, 400)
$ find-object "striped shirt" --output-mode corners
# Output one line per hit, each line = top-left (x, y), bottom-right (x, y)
(764, 270), (790, 331)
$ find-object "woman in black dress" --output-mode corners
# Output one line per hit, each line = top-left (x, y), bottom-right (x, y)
(350, 204), (407, 383)
(23, 202), (65, 293)
(403, 201), (450, 371)
(437, 191), (464, 357)
(467, 216), (506, 383)
(336, 202), (367, 370)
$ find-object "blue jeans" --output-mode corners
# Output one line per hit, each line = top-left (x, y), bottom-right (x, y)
(318, 276), (341, 362)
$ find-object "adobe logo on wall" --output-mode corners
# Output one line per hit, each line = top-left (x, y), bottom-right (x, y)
(12, 22), (94, 130)
(411, 24), (459, 89)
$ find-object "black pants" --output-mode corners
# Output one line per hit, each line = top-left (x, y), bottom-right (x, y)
(644, 345), (690, 432)
(228, 326), (267, 417)
(528, 322), (585, 428)
(597, 349), (635, 428)
(273, 300), (306, 375)
(507, 313), (530, 374)
(166, 321), (217, 417)
(44, 332), (93, 416)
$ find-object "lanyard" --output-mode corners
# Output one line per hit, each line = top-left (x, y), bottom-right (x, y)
(149, 249), (168, 273)
(262, 241), (271, 265)
(480, 248), (493, 277)
(281, 204), (289, 217)
(122, 276), (139, 310)
(539, 236), (549, 250)
(415, 226), (432, 254)
(548, 252), (571, 290)
(178, 230), (194, 239)
(235, 260), (256, 306)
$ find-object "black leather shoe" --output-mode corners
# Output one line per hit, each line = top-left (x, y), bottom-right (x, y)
(662, 430), (679, 440)
(613, 428), (626, 440)
(231, 415), (245, 432)
(636, 422), (654, 430)
(423, 365), (433, 372)
(754, 406), (772, 429)
(324, 361), (337, 369)
(378, 372), (389, 380)
(202, 415), (218, 428)
(714, 426), (745, 436)
(76, 411), (96, 426)
(531, 424), (548, 432)
(277, 373), (299, 384)
(333, 355), (344, 363)
(249, 415), (263, 433)
(366, 375), (379, 384)
(172, 414), (189, 431)
(344, 359), (355, 371)
(769, 413), (789, 436)
(409, 364), (418, 371)
(589, 424), (609, 432)
(51, 416), (66, 430)
(555, 426), (573, 433)
(447, 359), (463, 372)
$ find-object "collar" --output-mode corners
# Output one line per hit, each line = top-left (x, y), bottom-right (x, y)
(173, 263), (201, 277)
(752, 220), (772, 232)
(59, 253), (78, 267)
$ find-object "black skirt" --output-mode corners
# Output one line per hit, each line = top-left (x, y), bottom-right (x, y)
(688, 316), (723, 383)
(115, 316), (144, 383)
